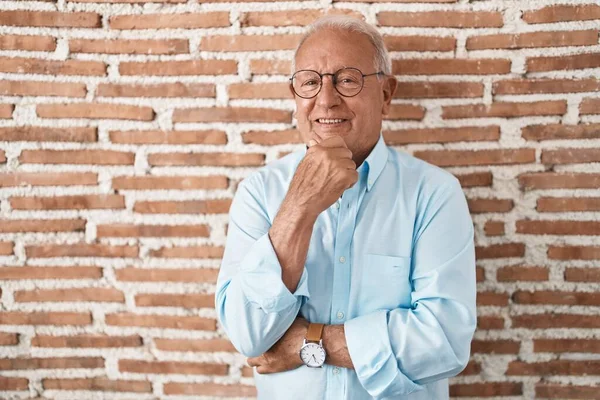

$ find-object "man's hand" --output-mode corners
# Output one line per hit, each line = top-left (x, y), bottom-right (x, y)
(287, 136), (359, 219)
(247, 317), (309, 374)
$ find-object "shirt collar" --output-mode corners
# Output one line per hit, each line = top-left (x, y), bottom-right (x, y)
(301, 132), (388, 192)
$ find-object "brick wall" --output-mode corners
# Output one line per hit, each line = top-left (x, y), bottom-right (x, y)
(0, 0), (598, 398)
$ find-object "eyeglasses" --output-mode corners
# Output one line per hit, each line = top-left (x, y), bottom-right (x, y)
(290, 67), (385, 99)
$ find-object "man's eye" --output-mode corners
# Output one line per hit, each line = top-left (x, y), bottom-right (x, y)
(302, 80), (318, 87)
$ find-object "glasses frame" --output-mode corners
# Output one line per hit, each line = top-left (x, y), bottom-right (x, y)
(289, 67), (385, 99)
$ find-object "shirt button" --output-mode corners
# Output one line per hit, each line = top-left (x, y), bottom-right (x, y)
(333, 367), (340, 374)
(333, 202), (340, 209)
(339, 256), (346, 263)
(337, 311), (344, 320)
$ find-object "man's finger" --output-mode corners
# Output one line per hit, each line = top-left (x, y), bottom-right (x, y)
(256, 365), (271, 374)
(247, 357), (260, 367)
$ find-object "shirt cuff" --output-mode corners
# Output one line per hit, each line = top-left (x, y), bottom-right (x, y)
(239, 233), (310, 313)
(345, 310), (423, 398)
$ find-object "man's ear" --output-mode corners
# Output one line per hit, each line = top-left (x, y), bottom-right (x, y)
(381, 75), (398, 116)
(288, 83), (296, 99)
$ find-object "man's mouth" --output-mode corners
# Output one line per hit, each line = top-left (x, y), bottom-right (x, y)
(316, 118), (347, 125)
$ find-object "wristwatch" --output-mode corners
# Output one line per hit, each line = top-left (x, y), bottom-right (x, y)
(299, 323), (326, 368)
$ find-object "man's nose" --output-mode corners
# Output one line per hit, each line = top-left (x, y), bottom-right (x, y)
(316, 75), (342, 107)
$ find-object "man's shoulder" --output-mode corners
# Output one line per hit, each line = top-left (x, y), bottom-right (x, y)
(238, 148), (304, 193)
(387, 146), (460, 189)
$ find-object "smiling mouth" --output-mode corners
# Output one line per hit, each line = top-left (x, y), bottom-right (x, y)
(316, 118), (348, 125)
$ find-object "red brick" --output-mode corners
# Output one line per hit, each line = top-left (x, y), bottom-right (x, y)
(477, 291), (509, 306)
(394, 81), (484, 98)
(37, 103), (154, 121)
(14, 288), (124, 303)
(107, 313), (216, 331)
(134, 199), (231, 214)
(542, 148), (600, 164)
(384, 126), (499, 145)
(484, 221), (505, 236)
(97, 224), (209, 238)
(536, 384), (600, 399)
(164, 382), (257, 396)
(455, 172), (493, 187)
(534, 339), (600, 353)
(519, 172), (600, 190)
(0, 357), (102, 370)
(109, 12), (229, 29)
(149, 246), (223, 259)
(476, 267), (485, 282)
(0, 34), (56, 51)
(25, 244), (138, 258)
(507, 360), (600, 376)
(173, 107), (291, 123)
(0, 81), (86, 98)
(240, 9), (363, 27)
(512, 314), (600, 328)
(384, 35), (456, 52)
(527, 53), (600, 72)
(476, 243), (525, 259)
(478, 316), (504, 330)
(110, 130), (225, 144)
(517, 220), (600, 235)
(98, 83), (215, 98)
(0, 377), (28, 391)
(497, 265), (548, 282)
(459, 361), (481, 375)
(0, 266), (102, 281)
(70, 39), (188, 55)
(242, 129), (302, 145)
(468, 198), (513, 213)
(0, 332), (19, 346)
(115, 267), (218, 283)
(250, 59), (291, 75)
(20, 150), (134, 165)
(149, 152), (265, 167)
(377, 11), (503, 28)
(393, 59), (511, 75)
(229, 82), (290, 99)
(471, 340), (520, 354)
(135, 293), (214, 308)
(0, 104), (14, 119)
(443, 100), (566, 119)
(242, 366), (253, 377)
(0, 127), (95, 142)
(523, 123), (600, 141)
(523, 5), (600, 24)
(538, 197), (600, 212)
(467, 30), (598, 50)
(565, 268), (600, 282)
(32, 335), (142, 348)
(581, 98), (600, 115)
(0, 219), (85, 233)
(11, 195), (124, 210)
(154, 338), (235, 352)
(513, 290), (600, 305)
(494, 78), (600, 95)
(43, 378), (151, 393)
(450, 382), (522, 397)
(78, 0), (186, 2)
(384, 104), (425, 120)
(0, 57), (106, 76)
(0, 312), (91, 326)
(112, 175), (228, 190)
(549, 246), (600, 260)
(0, 11), (100, 28)
(200, 35), (300, 51)
(0, 172), (97, 187)
(414, 149), (535, 167)
(0, 242), (14, 255)
(120, 60), (236, 76)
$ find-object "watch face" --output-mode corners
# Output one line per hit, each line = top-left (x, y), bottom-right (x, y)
(300, 342), (326, 367)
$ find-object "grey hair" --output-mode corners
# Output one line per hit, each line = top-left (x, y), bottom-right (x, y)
(291, 15), (392, 76)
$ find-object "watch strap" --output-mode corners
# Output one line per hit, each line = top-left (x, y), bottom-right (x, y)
(306, 323), (324, 343)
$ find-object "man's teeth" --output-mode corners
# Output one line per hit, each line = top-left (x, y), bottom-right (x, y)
(318, 119), (345, 124)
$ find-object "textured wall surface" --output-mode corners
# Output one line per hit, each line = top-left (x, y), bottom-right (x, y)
(0, 0), (599, 399)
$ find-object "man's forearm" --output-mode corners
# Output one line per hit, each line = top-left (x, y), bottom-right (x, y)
(268, 196), (318, 293)
(323, 324), (354, 369)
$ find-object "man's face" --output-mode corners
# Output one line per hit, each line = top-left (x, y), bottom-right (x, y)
(291, 28), (397, 164)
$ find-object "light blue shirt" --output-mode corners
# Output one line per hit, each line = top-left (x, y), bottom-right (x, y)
(216, 133), (476, 400)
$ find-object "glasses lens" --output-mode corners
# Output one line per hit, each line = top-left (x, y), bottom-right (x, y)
(292, 70), (321, 98)
(335, 68), (363, 96)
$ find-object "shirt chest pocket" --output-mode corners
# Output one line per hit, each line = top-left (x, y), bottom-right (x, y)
(359, 254), (412, 311)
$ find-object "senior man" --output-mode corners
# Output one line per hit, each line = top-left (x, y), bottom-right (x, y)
(216, 15), (476, 400)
